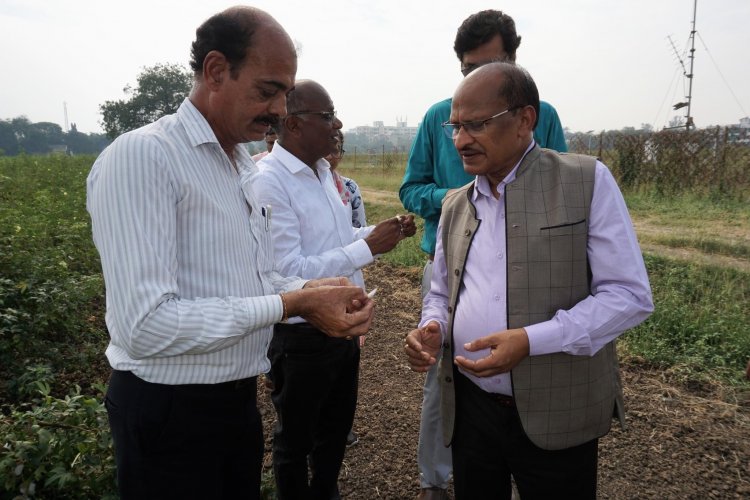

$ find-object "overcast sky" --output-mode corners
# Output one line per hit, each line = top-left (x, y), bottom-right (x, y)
(2, 0), (748, 135)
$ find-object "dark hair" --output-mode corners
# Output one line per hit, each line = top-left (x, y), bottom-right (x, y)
(190, 10), (258, 78)
(492, 62), (539, 130)
(454, 10), (521, 62)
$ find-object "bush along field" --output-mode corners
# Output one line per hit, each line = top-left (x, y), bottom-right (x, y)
(1, 153), (749, 497)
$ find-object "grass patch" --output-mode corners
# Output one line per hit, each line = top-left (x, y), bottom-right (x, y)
(644, 235), (750, 259)
(621, 253), (750, 388)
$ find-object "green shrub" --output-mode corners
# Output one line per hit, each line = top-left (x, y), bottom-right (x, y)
(0, 385), (116, 499)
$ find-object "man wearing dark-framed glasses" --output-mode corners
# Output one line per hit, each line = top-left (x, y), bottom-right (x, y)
(404, 61), (652, 500)
(399, 10), (568, 500)
(251, 80), (416, 499)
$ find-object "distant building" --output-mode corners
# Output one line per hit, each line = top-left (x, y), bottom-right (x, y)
(726, 117), (750, 145)
(346, 118), (419, 152)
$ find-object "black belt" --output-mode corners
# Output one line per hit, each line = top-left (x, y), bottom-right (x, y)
(112, 370), (257, 393)
(458, 371), (515, 407)
(487, 392), (516, 407)
(274, 322), (326, 336)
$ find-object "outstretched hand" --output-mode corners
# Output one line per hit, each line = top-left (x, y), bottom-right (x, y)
(365, 214), (417, 255)
(454, 328), (529, 378)
(404, 321), (442, 373)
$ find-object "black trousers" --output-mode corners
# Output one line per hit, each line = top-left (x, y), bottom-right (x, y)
(105, 370), (263, 500)
(269, 323), (360, 500)
(452, 371), (598, 500)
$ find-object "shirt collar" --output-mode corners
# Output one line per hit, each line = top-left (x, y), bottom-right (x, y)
(267, 142), (331, 178)
(473, 140), (536, 201)
(178, 98), (220, 147)
(178, 98), (254, 173)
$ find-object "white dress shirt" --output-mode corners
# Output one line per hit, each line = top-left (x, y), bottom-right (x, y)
(87, 99), (306, 385)
(421, 142), (654, 395)
(252, 143), (375, 321)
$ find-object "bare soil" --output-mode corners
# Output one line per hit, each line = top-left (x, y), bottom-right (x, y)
(257, 262), (750, 500)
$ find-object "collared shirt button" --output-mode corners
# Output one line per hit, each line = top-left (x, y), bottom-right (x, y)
(496, 251), (504, 259)
(494, 294), (501, 301)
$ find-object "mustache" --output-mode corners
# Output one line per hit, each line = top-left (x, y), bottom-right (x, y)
(458, 146), (481, 155)
(254, 115), (280, 130)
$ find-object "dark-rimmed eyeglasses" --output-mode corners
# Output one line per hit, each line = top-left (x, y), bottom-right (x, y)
(288, 110), (337, 123)
(441, 107), (522, 139)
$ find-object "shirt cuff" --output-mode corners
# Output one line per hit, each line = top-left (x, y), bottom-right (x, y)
(524, 318), (563, 356)
(345, 238), (375, 268)
(418, 317), (447, 343)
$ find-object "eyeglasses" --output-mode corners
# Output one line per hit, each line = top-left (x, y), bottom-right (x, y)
(288, 110), (337, 123)
(441, 107), (521, 139)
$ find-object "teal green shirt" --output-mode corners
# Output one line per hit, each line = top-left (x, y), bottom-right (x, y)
(399, 98), (567, 255)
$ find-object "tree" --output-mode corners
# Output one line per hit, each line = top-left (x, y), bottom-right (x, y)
(0, 120), (18, 155)
(99, 63), (192, 139)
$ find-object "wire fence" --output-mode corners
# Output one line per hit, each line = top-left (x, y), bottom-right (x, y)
(343, 127), (750, 199)
(567, 127), (750, 197)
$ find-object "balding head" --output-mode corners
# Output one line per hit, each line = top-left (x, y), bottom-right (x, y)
(457, 62), (539, 130)
(190, 6), (295, 79)
(278, 80), (343, 168)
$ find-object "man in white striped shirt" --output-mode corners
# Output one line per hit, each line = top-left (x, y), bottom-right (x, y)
(87, 7), (373, 500)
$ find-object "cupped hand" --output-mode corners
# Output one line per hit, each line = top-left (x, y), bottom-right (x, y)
(454, 328), (529, 378)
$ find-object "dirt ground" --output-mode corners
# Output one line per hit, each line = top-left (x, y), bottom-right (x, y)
(257, 261), (750, 499)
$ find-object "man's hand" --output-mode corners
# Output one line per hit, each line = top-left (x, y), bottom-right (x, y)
(404, 321), (442, 373)
(454, 328), (530, 378)
(305, 277), (353, 288)
(365, 214), (417, 255)
(285, 285), (374, 338)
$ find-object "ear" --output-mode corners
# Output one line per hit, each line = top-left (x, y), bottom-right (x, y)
(202, 50), (229, 91)
(281, 115), (303, 137)
(518, 105), (537, 137)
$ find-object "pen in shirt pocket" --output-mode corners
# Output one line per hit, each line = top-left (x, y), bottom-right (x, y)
(262, 205), (272, 231)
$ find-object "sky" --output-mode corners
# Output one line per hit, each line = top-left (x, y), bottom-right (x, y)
(1, 0), (748, 135)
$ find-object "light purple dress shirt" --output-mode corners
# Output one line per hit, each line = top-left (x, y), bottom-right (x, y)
(421, 142), (654, 396)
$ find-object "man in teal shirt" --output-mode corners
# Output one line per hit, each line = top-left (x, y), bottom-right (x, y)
(399, 10), (567, 500)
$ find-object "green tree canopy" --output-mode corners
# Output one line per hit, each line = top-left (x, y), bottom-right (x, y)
(99, 63), (193, 139)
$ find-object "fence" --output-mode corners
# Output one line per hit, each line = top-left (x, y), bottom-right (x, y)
(567, 127), (750, 197)
(341, 127), (750, 199)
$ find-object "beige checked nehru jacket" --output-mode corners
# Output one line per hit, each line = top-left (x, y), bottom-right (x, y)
(438, 146), (625, 451)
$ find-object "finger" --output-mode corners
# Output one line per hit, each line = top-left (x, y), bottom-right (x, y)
(404, 334), (423, 352)
(455, 355), (505, 377)
(463, 337), (491, 352)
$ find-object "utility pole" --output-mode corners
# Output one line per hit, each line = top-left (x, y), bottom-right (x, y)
(685, 0), (697, 131)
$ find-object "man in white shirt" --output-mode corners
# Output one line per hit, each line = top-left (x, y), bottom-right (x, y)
(87, 8), (373, 500)
(251, 79), (416, 500)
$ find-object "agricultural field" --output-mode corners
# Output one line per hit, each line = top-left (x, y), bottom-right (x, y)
(1, 154), (749, 498)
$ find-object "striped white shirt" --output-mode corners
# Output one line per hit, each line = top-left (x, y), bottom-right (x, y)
(87, 99), (306, 384)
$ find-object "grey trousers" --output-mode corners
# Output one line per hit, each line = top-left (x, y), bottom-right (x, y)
(417, 259), (453, 489)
